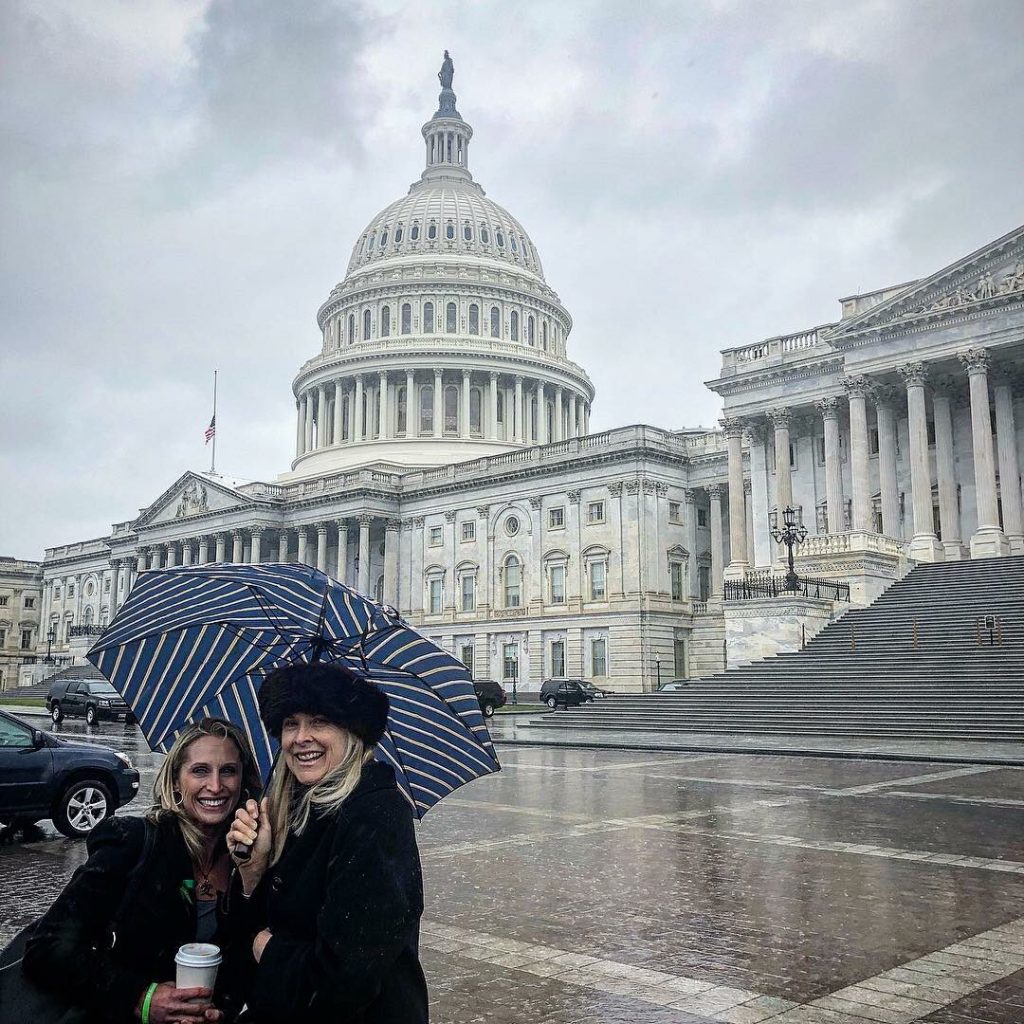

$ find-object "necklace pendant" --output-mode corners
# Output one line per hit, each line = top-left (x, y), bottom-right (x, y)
(197, 879), (213, 898)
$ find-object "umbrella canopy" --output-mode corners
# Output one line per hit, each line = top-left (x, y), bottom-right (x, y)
(87, 563), (499, 817)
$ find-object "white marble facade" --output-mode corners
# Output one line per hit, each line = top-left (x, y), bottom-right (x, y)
(19, 65), (1024, 692)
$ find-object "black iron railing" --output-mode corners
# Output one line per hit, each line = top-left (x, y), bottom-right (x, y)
(67, 625), (104, 639)
(724, 572), (850, 603)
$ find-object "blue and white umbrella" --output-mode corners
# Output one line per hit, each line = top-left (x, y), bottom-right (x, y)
(86, 563), (499, 817)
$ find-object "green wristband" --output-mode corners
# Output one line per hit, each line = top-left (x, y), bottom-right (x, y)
(141, 982), (158, 1024)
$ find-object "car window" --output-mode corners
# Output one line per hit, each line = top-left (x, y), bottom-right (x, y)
(89, 682), (118, 695)
(0, 716), (33, 748)
(68, 681), (86, 695)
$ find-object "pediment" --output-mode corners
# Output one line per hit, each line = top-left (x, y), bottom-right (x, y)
(827, 225), (1024, 343)
(136, 472), (248, 528)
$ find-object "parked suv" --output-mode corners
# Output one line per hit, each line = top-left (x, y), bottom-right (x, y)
(48, 677), (133, 725)
(473, 679), (507, 718)
(539, 678), (595, 710)
(0, 709), (140, 837)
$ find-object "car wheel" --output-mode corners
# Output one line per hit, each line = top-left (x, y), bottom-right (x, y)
(482, 701), (495, 718)
(545, 696), (557, 709)
(85, 706), (98, 726)
(51, 703), (64, 724)
(54, 779), (113, 838)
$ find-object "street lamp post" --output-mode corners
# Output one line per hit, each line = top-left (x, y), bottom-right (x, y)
(768, 505), (808, 592)
(654, 654), (662, 690)
(45, 628), (56, 664)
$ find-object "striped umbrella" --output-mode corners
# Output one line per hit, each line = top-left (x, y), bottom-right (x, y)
(86, 562), (499, 817)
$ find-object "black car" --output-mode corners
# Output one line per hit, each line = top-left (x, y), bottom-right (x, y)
(578, 680), (614, 699)
(48, 677), (133, 725)
(539, 678), (595, 709)
(473, 678), (507, 718)
(0, 709), (140, 838)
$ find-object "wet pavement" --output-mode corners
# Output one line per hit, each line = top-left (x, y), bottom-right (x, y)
(2, 720), (1024, 1022)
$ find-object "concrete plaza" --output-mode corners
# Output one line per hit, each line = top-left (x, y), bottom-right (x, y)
(2, 719), (1023, 1022)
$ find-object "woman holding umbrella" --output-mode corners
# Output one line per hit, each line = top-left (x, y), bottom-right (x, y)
(226, 661), (429, 1024)
(22, 718), (261, 1024)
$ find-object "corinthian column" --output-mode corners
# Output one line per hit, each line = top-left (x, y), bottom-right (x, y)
(874, 385), (901, 538)
(303, 392), (314, 453)
(898, 363), (942, 561)
(816, 397), (845, 533)
(931, 377), (966, 559)
(250, 527), (263, 564)
(357, 516), (372, 595)
(767, 408), (793, 511)
(959, 348), (1009, 557)
(722, 419), (748, 579)
(316, 523), (329, 572)
(708, 484), (724, 599)
(514, 376), (524, 442)
(843, 376), (872, 532)
(994, 371), (1024, 553)
(354, 375), (365, 442)
(215, 533), (227, 562)
(296, 527), (308, 566)
(333, 380), (343, 445)
(433, 370), (443, 438)
(383, 519), (400, 605)
(231, 530), (244, 563)
(336, 520), (348, 582)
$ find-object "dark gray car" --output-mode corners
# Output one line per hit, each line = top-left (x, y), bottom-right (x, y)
(47, 678), (133, 725)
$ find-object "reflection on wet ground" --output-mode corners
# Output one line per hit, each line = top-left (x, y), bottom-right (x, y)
(3, 722), (1023, 1022)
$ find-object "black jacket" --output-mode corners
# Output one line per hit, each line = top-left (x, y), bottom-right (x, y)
(23, 815), (247, 1023)
(244, 761), (428, 1024)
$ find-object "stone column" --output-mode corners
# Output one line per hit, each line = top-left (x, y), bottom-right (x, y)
(959, 348), (1009, 557)
(722, 419), (748, 578)
(197, 536), (209, 564)
(405, 370), (415, 435)
(537, 383), (548, 445)
(767, 408), (793, 511)
(211, 533), (224, 562)
(554, 388), (564, 442)
(745, 422), (770, 567)
(231, 530), (244, 563)
(708, 484), (724, 598)
(357, 515), (372, 595)
(250, 527), (263, 564)
(295, 398), (304, 457)
(296, 527), (308, 566)
(336, 520), (348, 582)
(843, 376), (873, 532)
(347, 381), (357, 441)
(744, 479), (755, 569)
(433, 370), (443, 438)
(683, 489), (699, 598)
(149, 548), (161, 570)
(277, 530), (289, 561)
(874, 386), (901, 538)
(316, 524), (329, 571)
(354, 375), (364, 442)
(489, 373), (499, 440)
(333, 380), (343, 445)
(180, 541), (192, 566)
(816, 397), (845, 533)
(317, 384), (327, 448)
(383, 519), (400, 604)
(135, 549), (148, 578)
(378, 371), (388, 439)
(931, 378), (965, 559)
(108, 560), (122, 616)
(583, 403), (591, 434)
(898, 362), (942, 561)
(461, 370), (471, 436)
(303, 392), (314, 453)
(514, 376), (524, 442)
(994, 372), (1024, 553)
(166, 542), (178, 568)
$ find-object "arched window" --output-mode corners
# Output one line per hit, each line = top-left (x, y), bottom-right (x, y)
(419, 386), (433, 433)
(468, 304), (479, 335)
(446, 302), (457, 333)
(496, 229), (505, 248)
(490, 306), (500, 338)
(411, 223), (420, 241)
(445, 222), (455, 240)
(427, 222), (437, 240)
(481, 225), (490, 244)
(363, 309), (371, 340)
(463, 223), (472, 241)
(348, 314), (355, 344)
(527, 315), (535, 346)
(510, 311), (519, 342)
(470, 387), (482, 434)
(380, 229), (388, 247)
(367, 232), (375, 251)
(444, 385), (459, 433)
(395, 224), (404, 242)
(381, 306), (391, 337)
(397, 386), (407, 434)
(423, 302), (434, 333)
(510, 233), (518, 252)
(401, 303), (411, 335)
(542, 321), (548, 350)
(496, 392), (504, 422)
(503, 556), (522, 608)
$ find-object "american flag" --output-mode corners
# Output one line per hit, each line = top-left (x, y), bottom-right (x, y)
(204, 415), (216, 444)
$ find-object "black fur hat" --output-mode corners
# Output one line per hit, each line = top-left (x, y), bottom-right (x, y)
(258, 662), (389, 747)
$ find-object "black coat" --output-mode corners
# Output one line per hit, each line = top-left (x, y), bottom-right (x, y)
(244, 761), (428, 1024)
(23, 815), (247, 1023)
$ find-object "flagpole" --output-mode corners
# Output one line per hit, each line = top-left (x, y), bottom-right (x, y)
(210, 370), (218, 475)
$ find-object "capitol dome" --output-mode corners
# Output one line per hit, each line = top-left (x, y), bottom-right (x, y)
(283, 53), (595, 479)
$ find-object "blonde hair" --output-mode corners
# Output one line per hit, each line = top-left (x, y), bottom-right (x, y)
(148, 717), (262, 862)
(266, 727), (374, 864)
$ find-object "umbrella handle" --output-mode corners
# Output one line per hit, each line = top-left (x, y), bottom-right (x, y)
(233, 841), (252, 862)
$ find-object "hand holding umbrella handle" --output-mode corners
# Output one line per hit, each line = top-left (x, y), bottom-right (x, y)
(233, 839), (253, 862)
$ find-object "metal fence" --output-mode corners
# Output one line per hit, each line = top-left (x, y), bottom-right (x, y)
(724, 571), (850, 603)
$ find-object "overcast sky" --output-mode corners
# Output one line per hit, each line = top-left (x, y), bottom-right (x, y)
(2, 0), (1022, 558)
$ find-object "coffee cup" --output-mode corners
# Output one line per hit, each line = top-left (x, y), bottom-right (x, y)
(175, 942), (222, 1001)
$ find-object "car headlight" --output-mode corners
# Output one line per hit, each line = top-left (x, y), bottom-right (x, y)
(98, 698), (113, 706)
(115, 751), (134, 769)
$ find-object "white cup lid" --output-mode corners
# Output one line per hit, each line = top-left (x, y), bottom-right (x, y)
(175, 942), (222, 968)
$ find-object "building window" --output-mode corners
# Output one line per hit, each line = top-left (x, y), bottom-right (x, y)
(668, 501), (681, 523)
(548, 507), (565, 529)
(380, 229), (388, 247)
(674, 634), (688, 678)
(419, 386), (433, 433)
(463, 223), (472, 241)
(381, 305), (391, 337)
(460, 643), (474, 675)
(527, 315), (535, 346)
(423, 301), (435, 333)
(445, 222), (455, 240)
(591, 638), (607, 677)
(396, 386), (407, 434)
(401, 303), (412, 334)
(869, 427), (880, 455)
(549, 564), (566, 605)
(0, 596), (8, 607)
(490, 306), (500, 338)
(53, 585), (61, 599)
(496, 229), (505, 248)
(395, 224), (404, 242)
(428, 578), (443, 615)
(481, 225), (490, 244)
(503, 556), (522, 608)
(698, 565), (711, 601)
(24, 596), (36, 609)
(470, 388), (482, 434)
(362, 309), (371, 340)
(461, 521), (476, 542)
(0, 629), (5, 647)
(697, 508), (708, 528)
(505, 515), (520, 537)
(348, 314), (355, 343)
(444, 385), (459, 433)
(460, 573), (476, 613)
(550, 639), (565, 678)
(589, 560), (607, 601)
(511, 233), (518, 252)
(502, 642), (518, 684)
(21, 629), (32, 650)
(446, 302), (457, 333)
(468, 304), (479, 335)
(670, 561), (685, 601)
(510, 310), (519, 342)
(429, 526), (443, 546)
(427, 222), (437, 241)
(411, 223), (420, 241)
(103, 578), (110, 594)
(586, 501), (605, 524)
(542, 321), (548, 350)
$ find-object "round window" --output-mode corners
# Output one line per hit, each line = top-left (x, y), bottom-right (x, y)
(85, 581), (95, 596)
(505, 515), (520, 537)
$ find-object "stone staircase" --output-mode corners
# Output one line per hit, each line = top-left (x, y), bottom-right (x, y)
(530, 556), (1024, 741)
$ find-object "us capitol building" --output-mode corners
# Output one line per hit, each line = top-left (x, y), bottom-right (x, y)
(5, 56), (1024, 692)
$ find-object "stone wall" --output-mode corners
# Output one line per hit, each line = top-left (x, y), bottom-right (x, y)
(723, 595), (836, 668)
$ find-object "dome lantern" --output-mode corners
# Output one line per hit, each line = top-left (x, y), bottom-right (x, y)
(420, 50), (474, 186)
